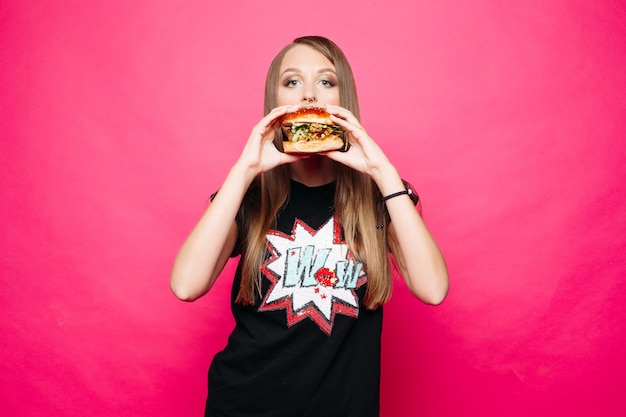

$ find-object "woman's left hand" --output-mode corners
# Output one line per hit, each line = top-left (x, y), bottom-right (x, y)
(323, 104), (390, 180)
(325, 104), (449, 305)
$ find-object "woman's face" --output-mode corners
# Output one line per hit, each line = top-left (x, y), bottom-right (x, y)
(276, 44), (340, 107)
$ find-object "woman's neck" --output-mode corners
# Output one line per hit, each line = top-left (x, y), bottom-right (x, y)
(289, 155), (337, 187)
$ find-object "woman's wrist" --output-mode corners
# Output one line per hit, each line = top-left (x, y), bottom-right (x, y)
(371, 162), (405, 196)
(230, 158), (262, 186)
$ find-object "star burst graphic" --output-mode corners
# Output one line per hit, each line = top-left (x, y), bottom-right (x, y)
(259, 216), (366, 335)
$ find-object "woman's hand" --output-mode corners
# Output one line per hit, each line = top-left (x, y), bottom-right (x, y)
(323, 104), (391, 182)
(171, 105), (305, 301)
(237, 105), (303, 176)
(325, 105), (449, 305)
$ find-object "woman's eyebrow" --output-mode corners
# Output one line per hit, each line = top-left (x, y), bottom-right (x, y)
(280, 68), (337, 76)
(280, 68), (300, 76)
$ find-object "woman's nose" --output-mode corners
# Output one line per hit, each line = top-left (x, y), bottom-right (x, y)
(301, 82), (317, 104)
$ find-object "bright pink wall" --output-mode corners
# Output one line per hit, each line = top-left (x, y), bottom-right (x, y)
(2, 1), (625, 416)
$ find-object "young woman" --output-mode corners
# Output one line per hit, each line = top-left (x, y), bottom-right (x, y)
(171, 36), (449, 417)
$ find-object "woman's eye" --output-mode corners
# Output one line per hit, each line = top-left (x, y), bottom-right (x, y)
(320, 79), (337, 88)
(284, 79), (300, 87)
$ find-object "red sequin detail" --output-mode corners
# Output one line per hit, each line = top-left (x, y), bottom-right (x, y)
(315, 267), (338, 287)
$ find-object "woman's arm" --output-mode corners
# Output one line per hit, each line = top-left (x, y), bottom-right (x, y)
(170, 163), (253, 301)
(377, 166), (449, 305)
(325, 105), (449, 304)
(170, 105), (302, 301)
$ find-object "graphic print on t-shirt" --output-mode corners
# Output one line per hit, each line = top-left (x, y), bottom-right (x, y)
(259, 215), (366, 335)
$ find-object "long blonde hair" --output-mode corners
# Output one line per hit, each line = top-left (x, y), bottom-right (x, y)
(237, 36), (393, 309)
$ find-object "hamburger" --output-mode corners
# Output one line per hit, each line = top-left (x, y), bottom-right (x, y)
(280, 107), (349, 154)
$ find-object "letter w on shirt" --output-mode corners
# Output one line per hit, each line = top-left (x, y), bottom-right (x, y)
(283, 246), (360, 289)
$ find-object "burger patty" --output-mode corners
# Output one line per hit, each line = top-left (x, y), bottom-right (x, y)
(290, 123), (344, 142)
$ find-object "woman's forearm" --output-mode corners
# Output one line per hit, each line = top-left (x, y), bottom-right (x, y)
(373, 164), (449, 304)
(170, 162), (258, 301)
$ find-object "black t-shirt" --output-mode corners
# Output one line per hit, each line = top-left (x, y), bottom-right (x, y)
(205, 179), (383, 417)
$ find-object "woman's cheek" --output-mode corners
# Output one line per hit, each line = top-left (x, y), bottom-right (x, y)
(276, 90), (301, 106)
(323, 92), (341, 106)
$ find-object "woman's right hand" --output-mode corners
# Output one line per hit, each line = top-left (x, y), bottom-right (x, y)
(171, 105), (302, 301)
(237, 105), (303, 175)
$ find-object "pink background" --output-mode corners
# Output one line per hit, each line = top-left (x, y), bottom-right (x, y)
(2, 1), (625, 416)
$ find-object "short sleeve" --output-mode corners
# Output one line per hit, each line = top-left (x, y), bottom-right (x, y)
(208, 190), (245, 258)
(382, 180), (422, 228)
(402, 179), (422, 216)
